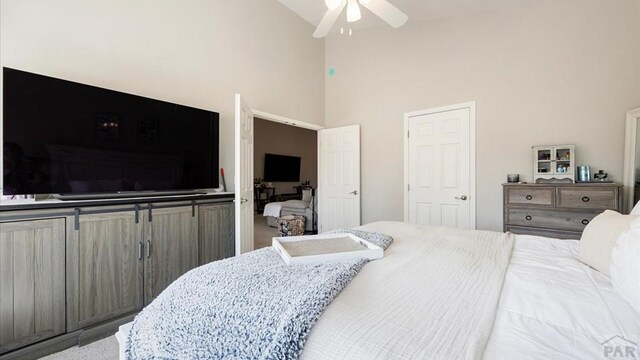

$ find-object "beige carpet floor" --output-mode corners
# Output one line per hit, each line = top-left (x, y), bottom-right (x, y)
(39, 336), (118, 360)
(255, 213), (278, 249)
(39, 216), (275, 360)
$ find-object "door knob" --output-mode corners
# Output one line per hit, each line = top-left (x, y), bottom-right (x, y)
(350, 190), (358, 195)
(240, 198), (248, 204)
(455, 195), (468, 201)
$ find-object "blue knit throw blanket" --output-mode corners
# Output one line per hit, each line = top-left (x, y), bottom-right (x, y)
(126, 231), (393, 360)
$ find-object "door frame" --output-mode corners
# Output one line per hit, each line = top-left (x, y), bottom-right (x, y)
(249, 109), (324, 234)
(623, 107), (640, 212)
(253, 110), (325, 131)
(403, 101), (477, 229)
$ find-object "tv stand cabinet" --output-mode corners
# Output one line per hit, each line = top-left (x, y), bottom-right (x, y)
(0, 193), (234, 359)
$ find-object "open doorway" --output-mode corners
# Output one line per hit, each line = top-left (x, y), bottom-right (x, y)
(253, 117), (319, 249)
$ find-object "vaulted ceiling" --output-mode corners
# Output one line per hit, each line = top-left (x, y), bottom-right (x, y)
(278, 0), (545, 32)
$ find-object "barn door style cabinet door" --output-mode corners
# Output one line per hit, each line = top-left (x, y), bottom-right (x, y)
(66, 211), (144, 331)
(144, 206), (199, 305)
(0, 219), (66, 354)
(198, 203), (235, 265)
(0, 196), (234, 359)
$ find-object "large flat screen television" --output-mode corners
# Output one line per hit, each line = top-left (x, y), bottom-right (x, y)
(2, 67), (219, 198)
(263, 153), (301, 182)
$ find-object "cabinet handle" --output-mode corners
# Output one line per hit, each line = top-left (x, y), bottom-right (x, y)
(581, 219), (590, 225)
(134, 204), (140, 224)
(138, 242), (143, 260)
(146, 240), (151, 258)
(525, 195), (533, 200)
(582, 196), (590, 202)
(525, 215), (532, 221)
(74, 208), (81, 230)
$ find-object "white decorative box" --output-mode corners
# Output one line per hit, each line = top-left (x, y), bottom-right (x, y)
(272, 233), (383, 265)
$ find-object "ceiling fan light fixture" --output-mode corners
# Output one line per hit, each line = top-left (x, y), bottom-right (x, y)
(325, 0), (343, 11)
(346, 0), (362, 22)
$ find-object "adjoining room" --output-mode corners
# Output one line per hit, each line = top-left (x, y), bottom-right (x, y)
(253, 118), (318, 249)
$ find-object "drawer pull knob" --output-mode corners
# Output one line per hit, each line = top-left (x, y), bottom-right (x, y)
(525, 195), (533, 200)
(582, 196), (590, 202)
(581, 219), (590, 225)
(525, 215), (532, 221)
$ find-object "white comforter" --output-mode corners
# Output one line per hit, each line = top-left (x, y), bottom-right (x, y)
(117, 222), (640, 359)
(301, 222), (514, 360)
(302, 222), (640, 359)
(485, 234), (640, 359)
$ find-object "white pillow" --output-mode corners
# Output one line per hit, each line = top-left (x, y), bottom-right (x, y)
(610, 220), (640, 313)
(631, 200), (640, 215)
(579, 210), (638, 275)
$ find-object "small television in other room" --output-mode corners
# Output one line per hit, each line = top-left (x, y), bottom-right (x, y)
(264, 154), (301, 182)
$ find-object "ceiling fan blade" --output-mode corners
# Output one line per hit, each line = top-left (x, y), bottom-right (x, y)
(313, 1), (347, 38)
(360, 0), (408, 28)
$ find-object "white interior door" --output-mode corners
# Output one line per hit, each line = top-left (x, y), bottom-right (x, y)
(234, 94), (254, 255)
(318, 125), (361, 232)
(405, 104), (475, 229)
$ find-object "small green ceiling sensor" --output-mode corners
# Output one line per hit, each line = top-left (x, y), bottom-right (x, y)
(328, 68), (336, 77)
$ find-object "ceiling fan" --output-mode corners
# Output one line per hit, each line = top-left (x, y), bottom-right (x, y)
(313, 0), (408, 38)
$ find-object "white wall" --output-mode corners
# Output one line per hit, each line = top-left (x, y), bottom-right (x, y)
(0, 0), (325, 192)
(325, 0), (640, 231)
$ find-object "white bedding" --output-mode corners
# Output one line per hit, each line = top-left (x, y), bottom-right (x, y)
(116, 222), (640, 359)
(485, 234), (640, 359)
(263, 201), (283, 218)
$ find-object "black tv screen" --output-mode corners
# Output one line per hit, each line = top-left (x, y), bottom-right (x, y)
(2, 67), (219, 196)
(264, 154), (301, 182)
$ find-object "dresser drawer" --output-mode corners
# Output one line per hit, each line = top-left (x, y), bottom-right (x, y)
(505, 226), (581, 240)
(505, 187), (554, 206)
(506, 208), (599, 232)
(556, 187), (618, 210)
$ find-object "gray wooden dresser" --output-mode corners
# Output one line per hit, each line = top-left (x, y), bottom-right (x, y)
(503, 183), (622, 239)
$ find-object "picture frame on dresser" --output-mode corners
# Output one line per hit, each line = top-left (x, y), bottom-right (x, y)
(503, 183), (622, 239)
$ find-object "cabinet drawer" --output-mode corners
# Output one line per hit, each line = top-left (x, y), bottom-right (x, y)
(505, 225), (581, 240)
(556, 187), (618, 210)
(505, 187), (554, 206)
(506, 208), (598, 232)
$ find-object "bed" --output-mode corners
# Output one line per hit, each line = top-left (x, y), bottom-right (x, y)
(116, 221), (640, 359)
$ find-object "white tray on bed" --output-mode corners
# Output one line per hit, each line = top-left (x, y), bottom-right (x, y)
(272, 233), (383, 265)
